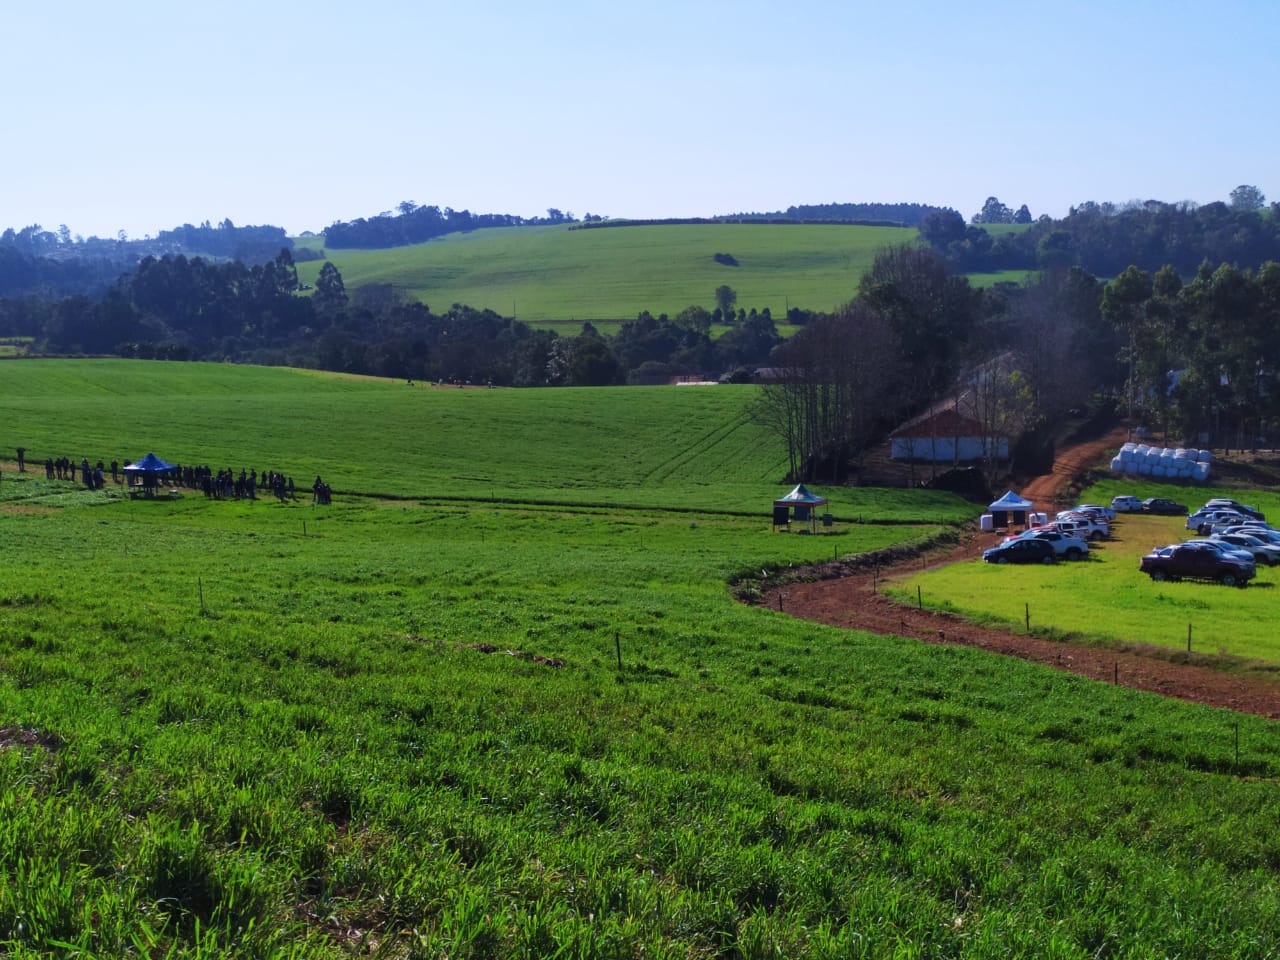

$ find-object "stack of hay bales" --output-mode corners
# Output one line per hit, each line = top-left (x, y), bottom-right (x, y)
(1111, 443), (1211, 481)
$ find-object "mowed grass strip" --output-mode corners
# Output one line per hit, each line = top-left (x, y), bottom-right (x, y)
(294, 222), (917, 322)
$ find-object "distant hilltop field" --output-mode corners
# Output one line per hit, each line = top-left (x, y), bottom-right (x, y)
(293, 222), (1025, 326)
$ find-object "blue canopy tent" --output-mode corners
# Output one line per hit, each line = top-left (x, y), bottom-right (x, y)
(773, 483), (829, 532)
(123, 452), (177, 498)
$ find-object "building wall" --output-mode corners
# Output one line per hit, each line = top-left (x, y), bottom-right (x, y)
(890, 436), (1008, 462)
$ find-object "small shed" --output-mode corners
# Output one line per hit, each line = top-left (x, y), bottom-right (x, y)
(983, 489), (1034, 531)
(773, 483), (829, 532)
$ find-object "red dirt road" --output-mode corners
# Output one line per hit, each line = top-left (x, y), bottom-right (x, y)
(762, 429), (1280, 719)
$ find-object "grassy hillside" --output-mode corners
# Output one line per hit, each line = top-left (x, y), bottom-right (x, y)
(294, 222), (918, 324)
(3, 361), (1280, 958)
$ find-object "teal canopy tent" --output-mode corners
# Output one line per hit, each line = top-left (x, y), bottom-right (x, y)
(773, 483), (829, 532)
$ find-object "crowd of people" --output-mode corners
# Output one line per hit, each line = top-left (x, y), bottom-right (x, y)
(44, 455), (114, 489)
(14, 447), (332, 505)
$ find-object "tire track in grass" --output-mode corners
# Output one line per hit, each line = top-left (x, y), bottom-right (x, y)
(639, 413), (769, 486)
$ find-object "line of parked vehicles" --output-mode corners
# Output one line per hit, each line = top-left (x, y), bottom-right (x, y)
(981, 492), (1275, 588)
(982, 502), (1119, 565)
(1139, 497), (1274, 588)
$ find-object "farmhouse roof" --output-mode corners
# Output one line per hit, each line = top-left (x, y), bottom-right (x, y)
(890, 405), (985, 440)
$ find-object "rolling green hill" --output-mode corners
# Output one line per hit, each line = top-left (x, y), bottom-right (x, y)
(3, 361), (1280, 958)
(294, 222), (919, 325)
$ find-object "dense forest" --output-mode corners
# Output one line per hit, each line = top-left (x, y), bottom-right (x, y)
(0, 220), (293, 300)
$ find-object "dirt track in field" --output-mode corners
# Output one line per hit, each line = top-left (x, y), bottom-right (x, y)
(759, 428), (1280, 720)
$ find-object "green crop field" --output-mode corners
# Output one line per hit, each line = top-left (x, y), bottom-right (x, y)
(893, 480), (1280, 664)
(293, 223), (917, 324)
(3, 361), (1280, 958)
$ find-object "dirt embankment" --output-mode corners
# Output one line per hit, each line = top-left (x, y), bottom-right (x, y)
(759, 427), (1280, 719)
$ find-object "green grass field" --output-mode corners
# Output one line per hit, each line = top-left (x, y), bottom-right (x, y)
(3, 361), (1280, 958)
(892, 477), (1280, 664)
(892, 512), (1280, 662)
(294, 223), (917, 323)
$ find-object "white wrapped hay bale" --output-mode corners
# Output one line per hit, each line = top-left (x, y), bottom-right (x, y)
(1111, 456), (1123, 472)
(1191, 462), (1210, 482)
(1199, 449), (1212, 462)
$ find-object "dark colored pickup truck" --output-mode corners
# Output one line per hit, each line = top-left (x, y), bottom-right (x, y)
(1139, 543), (1254, 587)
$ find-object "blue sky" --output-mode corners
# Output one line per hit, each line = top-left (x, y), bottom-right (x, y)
(5, 0), (1277, 238)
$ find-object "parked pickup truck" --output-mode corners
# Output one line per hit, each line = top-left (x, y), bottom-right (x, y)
(1140, 542), (1255, 587)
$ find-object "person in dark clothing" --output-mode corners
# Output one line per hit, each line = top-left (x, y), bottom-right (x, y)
(16, 448), (25, 472)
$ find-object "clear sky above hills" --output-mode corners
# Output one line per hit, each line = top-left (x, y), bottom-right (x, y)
(6, 0), (1277, 239)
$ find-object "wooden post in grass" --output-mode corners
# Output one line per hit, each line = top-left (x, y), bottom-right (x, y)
(917, 585), (922, 610)
(198, 577), (205, 616)
(615, 631), (622, 671)
(777, 593), (783, 612)
(1187, 623), (1192, 653)
(1025, 603), (1030, 632)
(1114, 662), (1118, 684)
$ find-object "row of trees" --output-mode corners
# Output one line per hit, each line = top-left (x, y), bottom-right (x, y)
(322, 204), (586, 249)
(737, 202), (958, 227)
(1102, 259), (1280, 448)
(0, 251), (783, 387)
(756, 231), (1280, 484)
(922, 189), (1280, 277)
(971, 196), (1033, 224)
(754, 245), (1117, 483)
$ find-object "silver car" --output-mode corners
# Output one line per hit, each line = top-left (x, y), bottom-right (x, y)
(1212, 533), (1280, 566)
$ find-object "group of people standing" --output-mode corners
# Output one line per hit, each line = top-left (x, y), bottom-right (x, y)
(44, 455), (115, 489)
(185, 466), (298, 502)
(14, 446), (331, 506)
